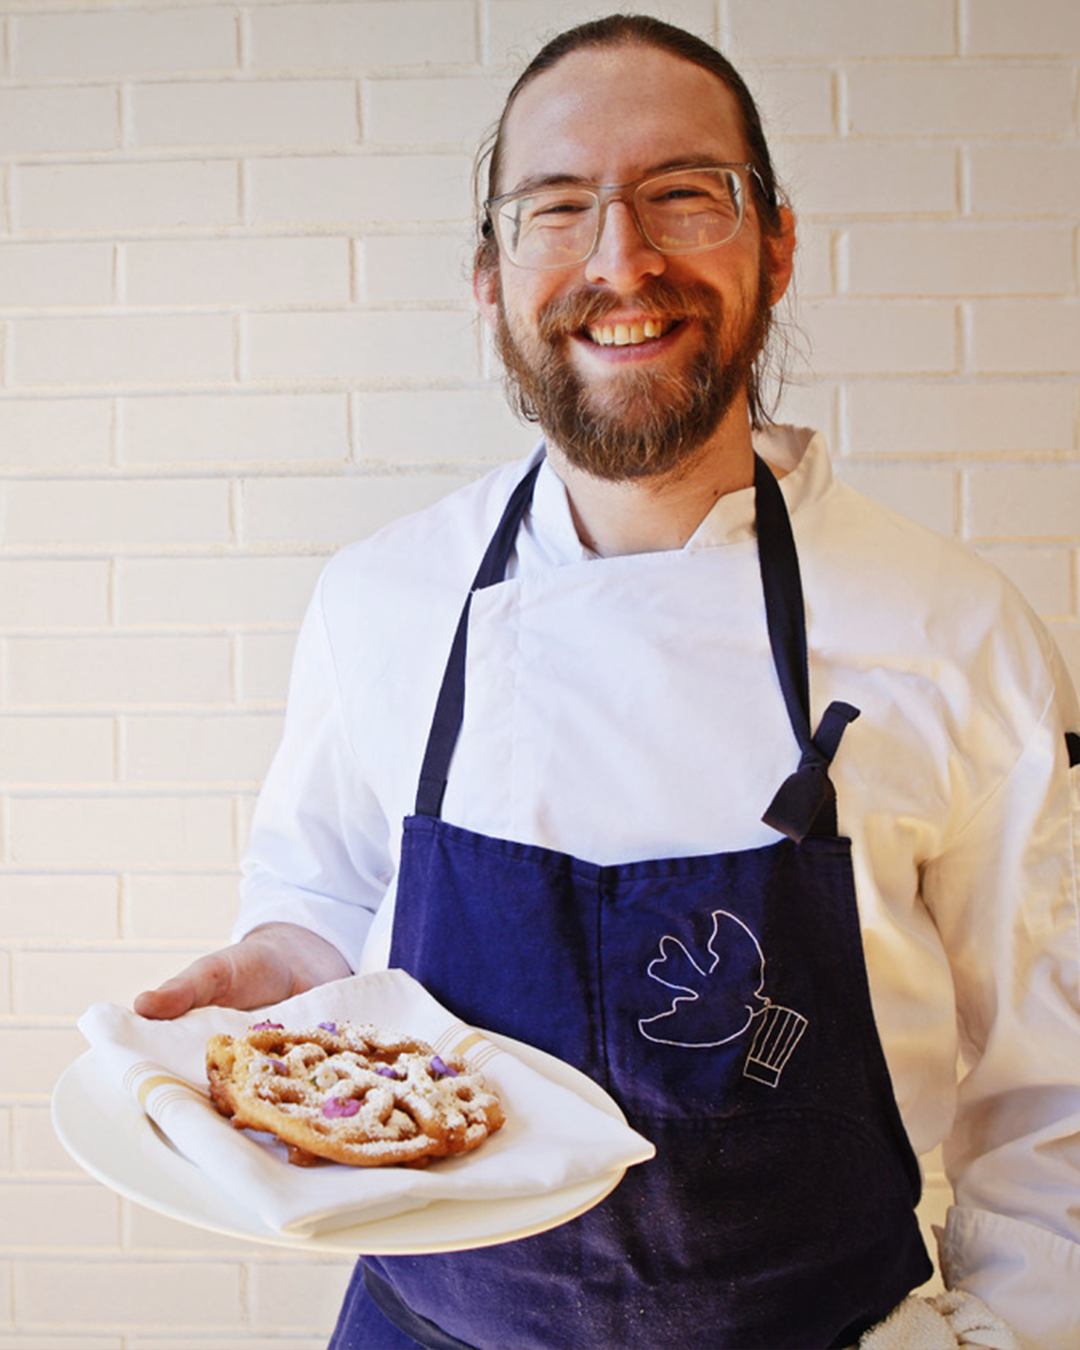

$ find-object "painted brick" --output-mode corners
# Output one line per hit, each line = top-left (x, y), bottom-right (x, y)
(0, 1180), (120, 1248)
(0, 1258), (10, 1322)
(13, 8), (238, 78)
(356, 386), (538, 461)
(237, 632), (298, 704)
(847, 381), (1076, 455)
(248, 1258), (354, 1328)
(969, 145), (1080, 219)
(5, 479), (230, 549)
(966, 465), (1080, 541)
(1054, 624), (1080, 692)
(121, 712), (280, 783)
(0, 715), (114, 784)
(11, 316), (235, 389)
(131, 79), (358, 149)
(751, 66), (836, 139)
(975, 545), (1074, 616)
(245, 309), (479, 381)
(14, 948), (201, 1016)
(124, 873), (242, 941)
(0, 561), (110, 628)
(120, 393), (349, 467)
(830, 462), (957, 537)
(0, 1026), (84, 1096)
(485, 0), (717, 67)
(15, 1259), (243, 1326)
(250, 2), (476, 70)
(0, 956), (9, 1016)
(5, 636), (233, 708)
(0, 876), (118, 942)
(846, 63), (1075, 137)
(239, 471), (479, 546)
(782, 142), (957, 217)
(773, 381), (838, 444)
(9, 796), (236, 869)
(362, 233), (473, 303)
(799, 301), (957, 375)
(789, 222), (834, 298)
(248, 152), (472, 225)
(0, 1109), (10, 1171)
(0, 243), (113, 310)
(16, 161), (239, 233)
(728, 0), (954, 57)
(116, 555), (325, 627)
(16, 1103), (82, 1173)
(969, 302), (1080, 374)
(126, 1203), (270, 1253)
(845, 225), (1074, 297)
(0, 87), (117, 156)
(364, 75), (508, 148)
(966, 0), (1080, 55)
(0, 399), (113, 472)
(124, 237), (350, 307)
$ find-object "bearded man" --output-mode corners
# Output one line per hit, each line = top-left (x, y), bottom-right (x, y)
(138, 15), (1080, 1349)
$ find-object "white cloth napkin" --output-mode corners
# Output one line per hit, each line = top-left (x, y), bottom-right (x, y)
(858, 1292), (1021, 1349)
(76, 969), (655, 1238)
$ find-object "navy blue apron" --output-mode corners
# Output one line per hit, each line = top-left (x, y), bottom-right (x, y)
(330, 456), (932, 1350)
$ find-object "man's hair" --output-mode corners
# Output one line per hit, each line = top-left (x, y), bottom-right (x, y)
(474, 12), (791, 428)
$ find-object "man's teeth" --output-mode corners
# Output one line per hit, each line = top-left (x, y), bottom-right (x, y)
(587, 318), (668, 347)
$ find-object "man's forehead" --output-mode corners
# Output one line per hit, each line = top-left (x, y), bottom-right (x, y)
(497, 43), (747, 193)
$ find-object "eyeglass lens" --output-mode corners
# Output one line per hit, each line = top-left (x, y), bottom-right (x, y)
(495, 166), (746, 270)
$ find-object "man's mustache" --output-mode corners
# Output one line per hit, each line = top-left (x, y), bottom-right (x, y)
(535, 279), (721, 341)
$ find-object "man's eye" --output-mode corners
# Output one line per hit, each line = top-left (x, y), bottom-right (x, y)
(532, 200), (590, 218)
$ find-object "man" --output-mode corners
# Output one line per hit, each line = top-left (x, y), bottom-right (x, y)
(137, 15), (1080, 1349)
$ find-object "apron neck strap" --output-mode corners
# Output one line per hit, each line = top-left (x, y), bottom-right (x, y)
(414, 458), (542, 817)
(754, 455), (859, 841)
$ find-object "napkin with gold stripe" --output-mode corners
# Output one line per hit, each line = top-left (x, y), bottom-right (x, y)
(77, 968), (654, 1237)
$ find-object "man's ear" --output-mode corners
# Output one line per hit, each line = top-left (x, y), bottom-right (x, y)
(473, 262), (501, 330)
(765, 207), (796, 307)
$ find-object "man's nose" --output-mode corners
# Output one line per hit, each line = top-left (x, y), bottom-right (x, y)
(584, 199), (666, 289)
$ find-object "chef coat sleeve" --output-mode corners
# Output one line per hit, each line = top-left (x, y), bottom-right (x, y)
(231, 567), (393, 973)
(922, 639), (1080, 1350)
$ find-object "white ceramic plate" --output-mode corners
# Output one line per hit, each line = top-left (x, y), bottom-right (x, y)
(51, 1033), (627, 1255)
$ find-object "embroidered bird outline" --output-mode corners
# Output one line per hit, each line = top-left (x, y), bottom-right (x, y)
(638, 908), (808, 1087)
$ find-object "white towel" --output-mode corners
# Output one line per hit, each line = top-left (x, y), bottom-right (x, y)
(859, 1291), (1021, 1349)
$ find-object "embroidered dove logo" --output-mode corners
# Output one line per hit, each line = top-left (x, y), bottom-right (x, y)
(638, 909), (769, 1048)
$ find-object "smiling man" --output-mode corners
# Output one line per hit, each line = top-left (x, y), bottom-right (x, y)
(137, 16), (1080, 1349)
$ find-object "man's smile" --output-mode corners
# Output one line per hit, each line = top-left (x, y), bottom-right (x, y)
(582, 316), (680, 347)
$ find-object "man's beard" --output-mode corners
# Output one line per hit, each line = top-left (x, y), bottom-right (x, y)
(493, 271), (772, 482)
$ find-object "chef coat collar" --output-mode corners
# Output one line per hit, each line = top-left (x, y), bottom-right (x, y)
(529, 425), (830, 564)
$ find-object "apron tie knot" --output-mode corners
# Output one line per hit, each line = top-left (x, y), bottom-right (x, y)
(763, 700), (860, 843)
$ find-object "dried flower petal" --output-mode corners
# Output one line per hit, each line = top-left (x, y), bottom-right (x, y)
(322, 1096), (362, 1119)
(430, 1056), (458, 1079)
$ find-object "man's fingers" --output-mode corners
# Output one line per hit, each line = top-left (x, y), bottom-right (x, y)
(133, 950), (247, 1020)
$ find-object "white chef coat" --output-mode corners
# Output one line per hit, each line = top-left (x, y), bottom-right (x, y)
(235, 425), (1080, 1349)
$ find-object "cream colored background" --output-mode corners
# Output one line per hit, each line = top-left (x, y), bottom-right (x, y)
(0, 0), (1077, 1344)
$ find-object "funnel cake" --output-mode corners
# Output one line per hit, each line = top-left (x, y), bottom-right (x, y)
(206, 1019), (504, 1168)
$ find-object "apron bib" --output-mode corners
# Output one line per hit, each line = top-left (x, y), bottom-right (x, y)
(333, 457), (932, 1350)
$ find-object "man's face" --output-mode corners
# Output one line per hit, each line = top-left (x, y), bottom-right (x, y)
(476, 44), (794, 481)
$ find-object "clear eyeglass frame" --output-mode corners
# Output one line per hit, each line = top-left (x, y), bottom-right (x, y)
(484, 161), (765, 271)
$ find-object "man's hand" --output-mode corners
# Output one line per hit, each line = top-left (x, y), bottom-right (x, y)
(132, 923), (352, 1020)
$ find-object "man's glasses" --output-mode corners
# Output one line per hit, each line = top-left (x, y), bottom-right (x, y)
(484, 162), (762, 271)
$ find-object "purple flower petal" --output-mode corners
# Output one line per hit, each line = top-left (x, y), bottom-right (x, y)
(268, 1059), (287, 1075)
(252, 1020), (284, 1030)
(322, 1097), (361, 1118)
(317, 1021), (338, 1034)
(430, 1056), (458, 1079)
(374, 1065), (401, 1080)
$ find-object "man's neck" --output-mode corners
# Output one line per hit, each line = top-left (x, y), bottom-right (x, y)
(546, 420), (756, 558)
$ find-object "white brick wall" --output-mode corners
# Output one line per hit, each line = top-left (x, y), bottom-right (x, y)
(0, 0), (1075, 1343)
